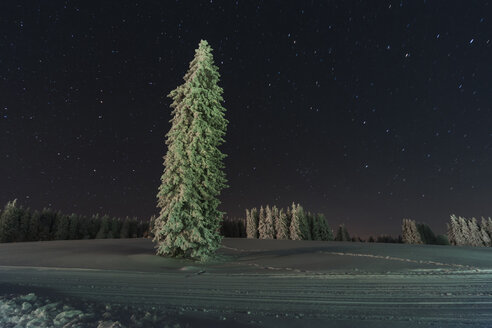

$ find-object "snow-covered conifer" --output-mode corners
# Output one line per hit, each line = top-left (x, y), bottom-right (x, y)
(55, 214), (70, 240)
(68, 214), (81, 240)
(0, 200), (21, 243)
(96, 215), (110, 239)
(262, 205), (275, 239)
(447, 214), (459, 245)
(275, 208), (289, 240)
(271, 205), (279, 238)
(401, 219), (422, 244)
(18, 208), (31, 242)
(468, 217), (484, 247)
(258, 206), (267, 239)
(458, 216), (471, 246)
(289, 203), (303, 240)
(246, 207), (259, 238)
(296, 204), (311, 240)
(316, 214), (334, 241)
(481, 217), (492, 237)
(27, 210), (40, 241)
(153, 40), (228, 260)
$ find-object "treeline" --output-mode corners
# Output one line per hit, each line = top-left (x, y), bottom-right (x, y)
(220, 216), (246, 238)
(402, 215), (492, 247)
(228, 204), (404, 243)
(0, 200), (150, 243)
(447, 215), (492, 247)
(401, 219), (450, 245)
(245, 203), (334, 241)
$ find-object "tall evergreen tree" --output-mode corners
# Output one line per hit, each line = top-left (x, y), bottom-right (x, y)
(259, 205), (274, 239)
(306, 212), (315, 240)
(129, 217), (139, 238)
(401, 219), (422, 244)
(317, 214), (334, 241)
(55, 214), (70, 240)
(297, 205), (311, 240)
(271, 205), (279, 238)
(468, 217), (484, 247)
(109, 217), (121, 239)
(18, 207), (31, 242)
(275, 208), (289, 240)
(96, 215), (110, 239)
(245, 209), (253, 238)
(67, 214), (81, 240)
(289, 203), (302, 240)
(416, 223), (437, 244)
(28, 210), (41, 241)
(257, 206), (265, 238)
(481, 217), (492, 237)
(458, 216), (472, 246)
(120, 217), (131, 239)
(148, 215), (157, 239)
(0, 200), (21, 243)
(153, 40), (228, 261)
(38, 208), (54, 241)
(335, 224), (351, 242)
(447, 214), (460, 245)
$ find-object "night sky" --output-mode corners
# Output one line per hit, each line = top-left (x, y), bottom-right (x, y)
(1, 1), (492, 237)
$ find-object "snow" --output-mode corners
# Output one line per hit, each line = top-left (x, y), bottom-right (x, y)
(0, 292), (173, 327)
(0, 293), (95, 327)
(0, 238), (491, 327)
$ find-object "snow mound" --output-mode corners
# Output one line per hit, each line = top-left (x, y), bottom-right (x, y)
(0, 293), (124, 328)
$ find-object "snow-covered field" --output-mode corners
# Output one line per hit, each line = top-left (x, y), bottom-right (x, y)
(0, 238), (491, 327)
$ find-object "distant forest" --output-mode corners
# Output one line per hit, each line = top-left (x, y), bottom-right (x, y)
(1, 199), (490, 247)
(0, 200), (150, 243)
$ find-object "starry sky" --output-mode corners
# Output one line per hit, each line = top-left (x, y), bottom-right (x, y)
(1, 1), (491, 237)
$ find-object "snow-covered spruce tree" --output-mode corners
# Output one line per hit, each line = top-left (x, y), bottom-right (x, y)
(318, 214), (334, 241)
(153, 40), (228, 261)
(311, 213), (321, 240)
(289, 203), (303, 240)
(335, 224), (349, 241)
(306, 211), (315, 240)
(259, 205), (275, 239)
(55, 214), (70, 240)
(18, 207), (31, 242)
(479, 224), (491, 247)
(96, 215), (110, 239)
(246, 207), (259, 239)
(271, 205), (279, 238)
(481, 217), (492, 246)
(481, 217), (492, 238)
(275, 208), (289, 240)
(312, 213), (329, 241)
(67, 214), (80, 240)
(258, 206), (267, 239)
(468, 217), (486, 247)
(447, 214), (460, 245)
(120, 217), (131, 239)
(0, 200), (21, 243)
(458, 216), (471, 246)
(27, 210), (40, 241)
(297, 204), (311, 240)
(245, 209), (254, 238)
(401, 219), (422, 244)
(416, 223), (436, 244)
(110, 217), (121, 239)
(481, 217), (492, 237)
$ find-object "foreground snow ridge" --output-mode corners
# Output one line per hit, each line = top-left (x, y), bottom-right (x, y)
(0, 293), (175, 328)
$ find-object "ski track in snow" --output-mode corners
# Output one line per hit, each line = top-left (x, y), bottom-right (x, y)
(1, 240), (491, 327)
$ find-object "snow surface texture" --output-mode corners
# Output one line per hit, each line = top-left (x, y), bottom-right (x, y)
(0, 292), (183, 328)
(1, 239), (491, 327)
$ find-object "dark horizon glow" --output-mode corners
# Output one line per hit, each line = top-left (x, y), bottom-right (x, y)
(1, 1), (492, 238)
